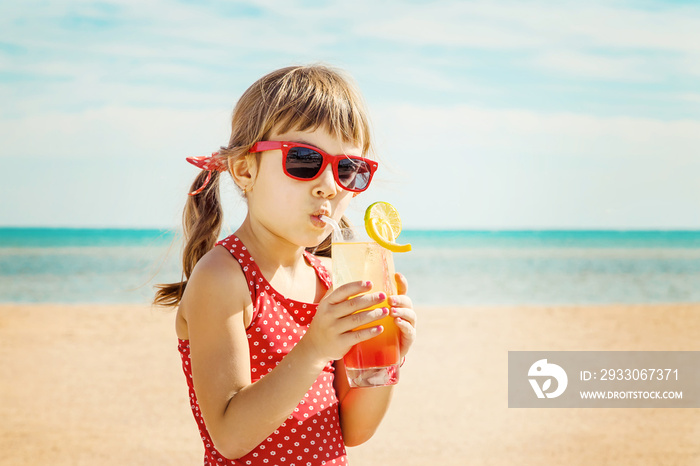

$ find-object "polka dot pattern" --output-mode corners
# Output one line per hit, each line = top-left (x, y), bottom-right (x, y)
(178, 234), (346, 465)
(185, 152), (229, 195)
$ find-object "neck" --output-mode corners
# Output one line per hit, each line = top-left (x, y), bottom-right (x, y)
(233, 215), (325, 304)
(234, 216), (307, 270)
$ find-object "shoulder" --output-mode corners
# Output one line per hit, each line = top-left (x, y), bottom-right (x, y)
(195, 244), (243, 277)
(180, 245), (251, 323)
(191, 245), (246, 292)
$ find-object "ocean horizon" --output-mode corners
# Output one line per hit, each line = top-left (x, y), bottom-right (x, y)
(2, 227), (700, 306)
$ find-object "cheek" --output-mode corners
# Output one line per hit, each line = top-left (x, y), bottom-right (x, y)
(333, 192), (353, 217)
(255, 180), (295, 210)
(253, 159), (294, 198)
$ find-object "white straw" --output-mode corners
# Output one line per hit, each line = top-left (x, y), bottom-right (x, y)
(320, 215), (341, 237)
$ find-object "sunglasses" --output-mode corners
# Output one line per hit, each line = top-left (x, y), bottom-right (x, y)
(249, 141), (378, 193)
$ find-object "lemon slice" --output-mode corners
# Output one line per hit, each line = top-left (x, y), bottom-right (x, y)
(364, 201), (412, 253)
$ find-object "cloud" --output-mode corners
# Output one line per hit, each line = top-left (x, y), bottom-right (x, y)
(3, 0), (699, 118)
(369, 103), (700, 228)
(0, 106), (232, 160)
(678, 93), (700, 104)
(530, 51), (655, 82)
(353, 0), (700, 52)
(0, 0), (332, 62)
(376, 103), (700, 160)
(0, 0), (364, 119)
(352, 0), (700, 82)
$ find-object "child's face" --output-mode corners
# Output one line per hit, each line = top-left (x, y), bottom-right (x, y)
(246, 126), (363, 248)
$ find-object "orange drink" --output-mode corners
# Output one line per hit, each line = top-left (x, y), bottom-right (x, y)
(332, 226), (401, 387)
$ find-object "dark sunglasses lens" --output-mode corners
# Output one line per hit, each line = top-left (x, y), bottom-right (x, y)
(337, 158), (371, 191)
(285, 147), (324, 179)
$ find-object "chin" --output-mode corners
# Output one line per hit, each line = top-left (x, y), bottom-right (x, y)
(300, 230), (331, 250)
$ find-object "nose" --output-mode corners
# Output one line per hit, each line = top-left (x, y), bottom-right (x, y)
(312, 164), (339, 199)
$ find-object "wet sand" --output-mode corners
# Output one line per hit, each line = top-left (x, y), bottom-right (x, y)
(0, 303), (698, 465)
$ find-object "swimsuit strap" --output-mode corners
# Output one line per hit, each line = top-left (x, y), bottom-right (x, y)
(215, 235), (333, 301)
(216, 235), (262, 301)
(303, 250), (333, 290)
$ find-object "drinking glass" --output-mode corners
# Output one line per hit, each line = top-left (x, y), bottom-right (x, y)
(332, 225), (400, 387)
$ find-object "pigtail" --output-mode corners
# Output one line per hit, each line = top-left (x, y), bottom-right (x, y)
(153, 170), (223, 307)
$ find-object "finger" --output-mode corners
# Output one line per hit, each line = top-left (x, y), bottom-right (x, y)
(339, 306), (389, 334)
(390, 306), (417, 327)
(339, 291), (389, 317)
(395, 272), (408, 295)
(389, 294), (413, 311)
(395, 317), (416, 335)
(341, 323), (385, 347)
(325, 280), (373, 305)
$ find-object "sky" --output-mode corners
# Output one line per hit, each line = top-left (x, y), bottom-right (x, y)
(1, 0), (699, 230)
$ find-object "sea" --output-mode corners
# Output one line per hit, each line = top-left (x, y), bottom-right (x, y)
(1, 228), (700, 306)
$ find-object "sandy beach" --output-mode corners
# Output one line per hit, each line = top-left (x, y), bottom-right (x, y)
(1, 303), (698, 465)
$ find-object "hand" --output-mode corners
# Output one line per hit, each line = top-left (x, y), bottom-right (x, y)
(389, 273), (416, 360)
(302, 280), (390, 363)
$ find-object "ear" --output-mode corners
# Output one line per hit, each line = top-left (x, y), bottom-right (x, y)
(230, 154), (258, 192)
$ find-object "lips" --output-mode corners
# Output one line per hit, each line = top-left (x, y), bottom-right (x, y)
(310, 208), (331, 228)
(311, 208), (331, 219)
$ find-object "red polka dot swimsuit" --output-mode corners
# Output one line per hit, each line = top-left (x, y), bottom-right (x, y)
(178, 234), (348, 465)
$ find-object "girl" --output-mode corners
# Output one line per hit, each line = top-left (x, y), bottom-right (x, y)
(155, 65), (416, 465)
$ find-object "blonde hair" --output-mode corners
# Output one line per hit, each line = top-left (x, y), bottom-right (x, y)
(154, 64), (374, 307)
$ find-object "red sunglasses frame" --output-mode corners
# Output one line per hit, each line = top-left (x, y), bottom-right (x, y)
(249, 141), (378, 193)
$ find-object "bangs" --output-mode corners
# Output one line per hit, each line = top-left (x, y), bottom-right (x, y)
(262, 66), (373, 156)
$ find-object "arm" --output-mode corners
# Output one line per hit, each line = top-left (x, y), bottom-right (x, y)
(334, 359), (394, 446)
(182, 248), (391, 459)
(183, 248), (325, 458)
(334, 272), (417, 446)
